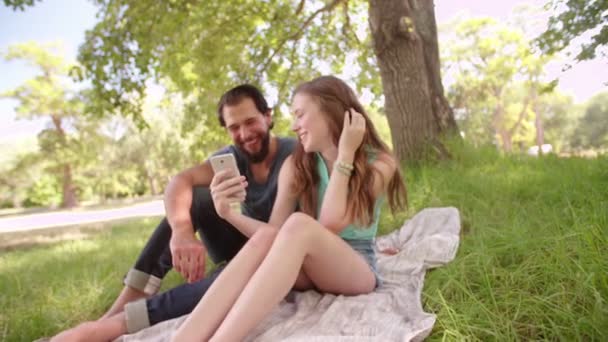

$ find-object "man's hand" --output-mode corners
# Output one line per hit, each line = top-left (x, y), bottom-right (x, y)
(209, 169), (247, 219)
(169, 230), (206, 283)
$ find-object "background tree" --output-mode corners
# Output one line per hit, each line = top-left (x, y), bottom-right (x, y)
(570, 92), (608, 149)
(535, 91), (580, 152)
(0, 152), (44, 208)
(1, 42), (101, 208)
(443, 17), (555, 152)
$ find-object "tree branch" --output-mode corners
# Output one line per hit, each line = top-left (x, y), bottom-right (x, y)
(341, 1), (361, 45)
(276, 40), (301, 101)
(295, 0), (305, 15)
(257, 0), (345, 76)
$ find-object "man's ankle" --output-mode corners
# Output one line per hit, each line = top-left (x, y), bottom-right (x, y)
(100, 286), (151, 319)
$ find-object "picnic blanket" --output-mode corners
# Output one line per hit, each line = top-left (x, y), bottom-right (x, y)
(117, 207), (461, 342)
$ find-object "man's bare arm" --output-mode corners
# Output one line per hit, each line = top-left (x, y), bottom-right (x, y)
(164, 162), (215, 235)
(164, 161), (215, 283)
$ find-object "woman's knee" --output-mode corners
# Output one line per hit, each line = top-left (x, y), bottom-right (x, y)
(279, 213), (319, 242)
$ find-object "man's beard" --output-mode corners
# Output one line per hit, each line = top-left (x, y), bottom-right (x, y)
(238, 132), (271, 163)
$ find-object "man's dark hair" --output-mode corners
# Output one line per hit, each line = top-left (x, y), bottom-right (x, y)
(217, 84), (273, 129)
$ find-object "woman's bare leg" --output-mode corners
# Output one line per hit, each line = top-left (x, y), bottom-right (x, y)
(50, 313), (127, 342)
(171, 226), (277, 342)
(294, 271), (314, 290)
(210, 213), (376, 342)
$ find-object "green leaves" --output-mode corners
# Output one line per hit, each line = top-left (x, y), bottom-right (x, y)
(77, 0), (375, 127)
(571, 92), (608, 149)
(2, 42), (77, 119)
(2, 0), (40, 11)
(536, 0), (608, 61)
(442, 16), (557, 151)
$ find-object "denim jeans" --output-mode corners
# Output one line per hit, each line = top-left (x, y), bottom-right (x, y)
(123, 187), (247, 333)
(345, 238), (382, 288)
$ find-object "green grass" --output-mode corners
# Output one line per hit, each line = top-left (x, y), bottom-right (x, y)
(396, 144), (608, 341)
(0, 218), (189, 341)
(1, 145), (607, 341)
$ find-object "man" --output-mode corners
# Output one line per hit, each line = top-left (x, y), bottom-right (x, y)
(50, 84), (296, 341)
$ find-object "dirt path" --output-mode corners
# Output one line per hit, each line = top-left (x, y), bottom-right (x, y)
(0, 200), (165, 234)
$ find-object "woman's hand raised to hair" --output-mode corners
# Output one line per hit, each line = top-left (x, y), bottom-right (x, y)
(338, 108), (366, 159)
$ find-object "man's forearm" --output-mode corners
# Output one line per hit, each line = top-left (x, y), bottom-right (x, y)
(164, 175), (195, 235)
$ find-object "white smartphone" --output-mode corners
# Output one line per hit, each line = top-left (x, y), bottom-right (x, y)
(209, 153), (242, 213)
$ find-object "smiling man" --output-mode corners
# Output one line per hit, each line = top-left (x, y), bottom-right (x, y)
(50, 84), (296, 341)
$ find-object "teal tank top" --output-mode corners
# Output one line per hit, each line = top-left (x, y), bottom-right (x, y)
(314, 152), (383, 240)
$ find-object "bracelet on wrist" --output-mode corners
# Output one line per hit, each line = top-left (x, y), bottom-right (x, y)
(334, 165), (351, 176)
(336, 161), (354, 171)
(334, 161), (354, 176)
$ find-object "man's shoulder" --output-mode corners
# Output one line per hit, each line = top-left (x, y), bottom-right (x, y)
(211, 145), (235, 157)
(210, 145), (248, 172)
(277, 136), (297, 152)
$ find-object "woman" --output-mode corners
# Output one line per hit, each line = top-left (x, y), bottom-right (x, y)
(174, 75), (407, 341)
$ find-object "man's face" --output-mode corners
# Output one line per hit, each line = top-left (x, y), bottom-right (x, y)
(223, 98), (272, 163)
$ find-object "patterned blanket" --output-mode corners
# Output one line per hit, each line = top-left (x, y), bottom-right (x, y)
(117, 207), (461, 342)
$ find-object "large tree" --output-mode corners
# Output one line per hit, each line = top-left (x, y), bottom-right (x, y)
(443, 17), (555, 152)
(5, 0), (456, 161)
(369, 0), (458, 159)
(1, 42), (99, 208)
(571, 92), (608, 149)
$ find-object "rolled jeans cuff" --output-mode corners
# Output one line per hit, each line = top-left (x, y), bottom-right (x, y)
(124, 268), (162, 295)
(124, 298), (151, 333)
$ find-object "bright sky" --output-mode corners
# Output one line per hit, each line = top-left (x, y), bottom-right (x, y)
(1, 0), (606, 144)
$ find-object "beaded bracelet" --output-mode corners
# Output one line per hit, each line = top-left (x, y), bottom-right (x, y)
(336, 161), (354, 171)
(334, 165), (351, 176)
(334, 161), (354, 176)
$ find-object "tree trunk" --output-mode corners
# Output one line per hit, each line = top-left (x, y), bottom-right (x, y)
(146, 169), (158, 195)
(61, 164), (78, 208)
(492, 98), (513, 152)
(368, 0), (457, 161)
(12, 188), (21, 208)
(498, 128), (513, 152)
(534, 95), (544, 155)
(51, 115), (79, 208)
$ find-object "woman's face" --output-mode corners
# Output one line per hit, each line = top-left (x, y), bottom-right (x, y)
(290, 93), (333, 153)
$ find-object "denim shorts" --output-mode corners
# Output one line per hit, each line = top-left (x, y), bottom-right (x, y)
(344, 238), (382, 288)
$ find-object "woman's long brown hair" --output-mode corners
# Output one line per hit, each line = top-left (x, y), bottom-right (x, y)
(291, 76), (407, 226)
